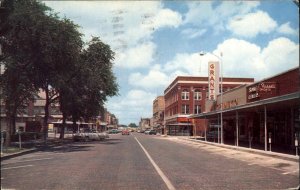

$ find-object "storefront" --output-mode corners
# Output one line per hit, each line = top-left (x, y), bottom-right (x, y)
(192, 67), (300, 155)
(165, 117), (193, 136)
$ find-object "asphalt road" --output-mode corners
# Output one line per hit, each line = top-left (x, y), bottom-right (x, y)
(1, 133), (299, 190)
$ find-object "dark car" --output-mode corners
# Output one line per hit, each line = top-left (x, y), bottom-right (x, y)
(149, 130), (157, 135)
(108, 129), (119, 134)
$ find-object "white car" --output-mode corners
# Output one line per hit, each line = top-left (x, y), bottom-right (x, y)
(73, 130), (108, 141)
(99, 132), (109, 139)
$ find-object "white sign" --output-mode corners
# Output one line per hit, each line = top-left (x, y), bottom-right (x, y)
(208, 61), (220, 100)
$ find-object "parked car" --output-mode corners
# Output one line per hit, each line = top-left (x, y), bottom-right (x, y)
(122, 130), (130, 135)
(73, 130), (106, 142)
(144, 130), (150, 135)
(99, 131), (109, 139)
(108, 129), (119, 134)
(149, 130), (157, 135)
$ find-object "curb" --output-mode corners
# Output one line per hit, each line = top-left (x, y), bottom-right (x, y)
(179, 137), (299, 162)
(1, 148), (38, 161)
(0, 138), (74, 161)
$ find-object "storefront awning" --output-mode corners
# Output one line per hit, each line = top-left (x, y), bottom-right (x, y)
(189, 91), (300, 119)
(167, 123), (192, 126)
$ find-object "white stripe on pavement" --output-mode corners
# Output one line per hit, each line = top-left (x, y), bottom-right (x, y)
(1, 165), (33, 170)
(135, 137), (176, 190)
(282, 170), (298, 175)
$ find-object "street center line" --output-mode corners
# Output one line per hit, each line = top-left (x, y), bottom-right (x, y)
(1, 157), (53, 165)
(1, 165), (33, 170)
(135, 137), (176, 190)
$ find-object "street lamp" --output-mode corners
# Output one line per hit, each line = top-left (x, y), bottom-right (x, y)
(192, 89), (196, 137)
(199, 51), (224, 144)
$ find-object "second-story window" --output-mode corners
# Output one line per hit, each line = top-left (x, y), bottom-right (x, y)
(181, 89), (189, 100)
(194, 89), (202, 100)
(194, 105), (201, 114)
(181, 104), (189, 114)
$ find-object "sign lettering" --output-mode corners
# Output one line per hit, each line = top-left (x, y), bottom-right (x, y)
(208, 62), (219, 100)
(248, 82), (276, 100)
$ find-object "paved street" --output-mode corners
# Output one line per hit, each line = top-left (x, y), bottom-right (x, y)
(1, 133), (299, 190)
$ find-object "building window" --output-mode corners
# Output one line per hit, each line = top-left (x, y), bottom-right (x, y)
(181, 89), (189, 100)
(194, 105), (201, 114)
(194, 89), (202, 100)
(181, 105), (189, 114)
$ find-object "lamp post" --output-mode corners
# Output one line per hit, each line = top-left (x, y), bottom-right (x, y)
(192, 89), (196, 137)
(199, 51), (224, 144)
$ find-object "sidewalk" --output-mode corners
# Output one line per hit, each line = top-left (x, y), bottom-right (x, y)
(173, 136), (299, 162)
(0, 136), (73, 160)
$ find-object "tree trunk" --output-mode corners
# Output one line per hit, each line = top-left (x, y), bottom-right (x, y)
(5, 114), (13, 147)
(12, 114), (16, 134)
(59, 112), (66, 139)
(72, 117), (77, 133)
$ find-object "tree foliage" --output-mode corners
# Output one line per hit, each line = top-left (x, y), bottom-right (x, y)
(1, 0), (119, 142)
(128, 123), (138, 128)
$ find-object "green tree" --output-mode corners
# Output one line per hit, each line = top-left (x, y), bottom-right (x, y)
(2, 0), (84, 141)
(0, 59), (38, 146)
(0, 0), (45, 145)
(58, 37), (119, 138)
(1, 0), (118, 142)
(81, 37), (119, 106)
(48, 18), (83, 139)
(128, 123), (138, 128)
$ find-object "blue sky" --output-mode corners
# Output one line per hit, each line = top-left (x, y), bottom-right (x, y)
(43, 1), (299, 125)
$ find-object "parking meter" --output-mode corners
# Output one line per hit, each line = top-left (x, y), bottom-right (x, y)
(296, 133), (299, 156)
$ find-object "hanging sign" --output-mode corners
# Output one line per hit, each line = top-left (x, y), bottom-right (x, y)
(208, 61), (220, 101)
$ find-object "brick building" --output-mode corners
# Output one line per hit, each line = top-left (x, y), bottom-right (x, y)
(0, 91), (61, 133)
(153, 96), (165, 133)
(164, 76), (254, 136)
(139, 118), (151, 131)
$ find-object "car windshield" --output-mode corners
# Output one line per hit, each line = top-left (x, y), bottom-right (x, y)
(1, 1), (299, 190)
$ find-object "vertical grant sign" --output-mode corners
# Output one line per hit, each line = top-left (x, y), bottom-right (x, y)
(208, 61), (220, 100)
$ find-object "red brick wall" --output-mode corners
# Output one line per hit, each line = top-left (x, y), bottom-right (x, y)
(247, 68), (299, 102)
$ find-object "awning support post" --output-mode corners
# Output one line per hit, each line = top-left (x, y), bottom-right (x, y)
(264, 105), (267, 151)
(236, 111), (239, 147)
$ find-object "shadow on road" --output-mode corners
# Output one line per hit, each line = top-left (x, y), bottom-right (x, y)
(39, 138), (123, 153)
(1, 137), (126, 160)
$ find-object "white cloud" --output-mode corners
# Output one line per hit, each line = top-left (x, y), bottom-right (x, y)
(115, 42), (156, 68)
(214, 37), (298, 80)
(278, 22), (298, 35)
(214, 39), (264, 78)
(162, 37), (298, 81)
(184, 1), (260, 33)
(45, 1), (182, 69)
(261, 37), (299, 76)
(228, 11), (277, 38)
(106, 89), (157, 123)
(153, 9), (182, 29)
(163, 53), (208, 77)
(181, 28), (207, 39)
(128, 70), (169, 89)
